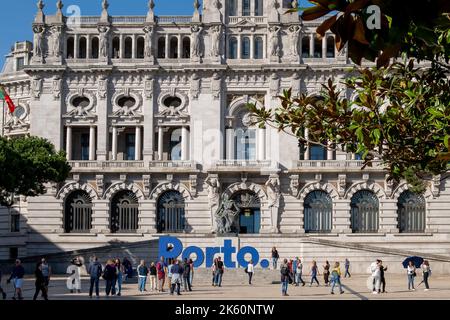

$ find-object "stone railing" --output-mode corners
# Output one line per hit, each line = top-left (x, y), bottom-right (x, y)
(149, 161), (197, 168)
(214, 160), (273, 168)
(156, 16), (193, 24)
(79, 16), (100, 24)
(111, 16), (146, 24)
(295, 160), (384, 170)
(69, 161), (197, 171)
(228, 16), (267, 24)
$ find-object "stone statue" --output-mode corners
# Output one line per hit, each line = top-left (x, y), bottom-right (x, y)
(266, 174), (281, 233)
(289, 25), (301, 56)
(33, 25), (46, 58)
(269, 25), (282, 57)
(191, 25), (204, 58)
(98, 25), (110, 58)
(210, 25), (222, 57)
(214, 194), (239, 234)
(51, 26), (62, 57)
(205, 175), (221, 232)
(143, 26), (154, 58)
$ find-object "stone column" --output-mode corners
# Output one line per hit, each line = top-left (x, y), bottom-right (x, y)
(181, 126), (189, 161)
(74, 34), (79, 59)
(322, 36), (327, 58)
(119, 34), (124, 59)
(309, 35), (314, 58)
(226, 128), (235, 160)
(112, 126), (118, 161)
(257, 128), (266, 160)
(237, 34), (242, 59)
(132, 34), (136, 59)
(327, 141), (334, 160)
(135, 126), (142, 161)
(86, 35), (91, 59)
(178, 34), (182, 58)
(250, 35), (255, 59)
(165, 34), (170, 59)
(66, 126), (72, 161)
(89, 126), (96, 161)
(304, 128), (310, 160)
(158, 126), (164, 160)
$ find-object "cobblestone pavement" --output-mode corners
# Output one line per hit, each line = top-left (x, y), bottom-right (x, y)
(1, 274), (449, 300)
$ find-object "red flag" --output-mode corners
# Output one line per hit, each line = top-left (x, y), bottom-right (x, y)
(0, 86), (16, 114)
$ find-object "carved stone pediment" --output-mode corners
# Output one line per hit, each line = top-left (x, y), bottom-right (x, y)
(63, 89), (98, 123)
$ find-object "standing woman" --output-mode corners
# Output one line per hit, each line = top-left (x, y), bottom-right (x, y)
(33, 261), (48, 300)
(115, 258), (124, 296)
(189, 259), (195, 288)
(421, 260), (431, 291)
(167, 259), (174, 292)
(330, 262), (344, 295)
(104, 259), (117, 296)
(247, 260), (254, 285)
(309, 261), (320, 287)
(407, 260), (416, 291)
(7, 259), (25, 300)
(211, 258), (217, 287)
(271, 247), (280, 270)
(323, 261), (331, 287)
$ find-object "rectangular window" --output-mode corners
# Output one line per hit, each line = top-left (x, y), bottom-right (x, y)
(282, 0), (292, 8)
(10, 213), (20, 233)
(255, 0), (264, 16)
(235, 129), (256, 160)
(126, 133), (136, 160)
(310, 145), (327, 160)
(81, 133), (90, 161)
(243, 0), (251, 16)
(9, 247), (18, 260)
(229, 0), (237, 16)
(16, 57), (25, 71)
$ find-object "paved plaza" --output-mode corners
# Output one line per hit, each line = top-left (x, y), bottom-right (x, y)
(2, 273), (450, 300)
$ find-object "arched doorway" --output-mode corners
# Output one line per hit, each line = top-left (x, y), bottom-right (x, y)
(64, 190), (93, 233)
(110, 190), (139, 233)
(157, 191), (185, 233)
(231, 191), (261, 234)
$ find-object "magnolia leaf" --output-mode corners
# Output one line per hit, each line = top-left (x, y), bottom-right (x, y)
(317, 14), (338, 37)
(301, 5), (331, 21)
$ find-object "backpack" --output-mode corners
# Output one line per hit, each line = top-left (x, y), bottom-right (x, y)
(281, 265), (289, 276)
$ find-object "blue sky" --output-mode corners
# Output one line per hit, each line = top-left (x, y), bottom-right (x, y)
(0, 0), (195, 66)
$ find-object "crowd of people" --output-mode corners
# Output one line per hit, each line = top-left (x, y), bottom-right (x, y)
(0, 249), (434, 300)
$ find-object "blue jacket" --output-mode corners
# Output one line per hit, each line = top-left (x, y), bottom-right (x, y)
(137, 265), (149, 277)
(170, 264), (184, 275)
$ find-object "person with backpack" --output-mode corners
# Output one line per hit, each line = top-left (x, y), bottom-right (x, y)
(295, 258), (305, 287)
(88, 256), (103, 298)
(156, 256), (167, 293)
(104, 259), (118, 296)
(137, 260), (149, 293)
(33, 261), (48, 300)
(280, 259), (290, 296)
(330, 262), (344, 295)
(0, 269), (6, 300)
(182, 258), (192, 292)
(246, 260), (254, 285)
(271, 247), (280, 270)
(7, 259), (25, 300)
(170, 260), (184, 296)
(309, 261), (320, 287)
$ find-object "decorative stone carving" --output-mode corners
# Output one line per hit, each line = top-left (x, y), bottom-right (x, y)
(144, 76), (154, 99)
(362, 173), (370, 181)
(289, 175), (300, 196)
(4, 101), (30, 132)
(191, 24), (204, 60)
(157, 89), (189, 119)
(384, 174), (394, 198)
(98, 75), (108, 99)
(111, 89), (143, 117)
(190, 73), (201, 99)
(51, 25), (62, 58)
(211, 72), (222, 99)
(269, 25), (282, 58)
(338, 174), (346, 198)
(52, 76), (62, 100)
(143, 175), (151, 198)
(189, 174), (198, 197)
(291, 72), (301, 97)
(289, 25), (301, 57)
(269, 73), (280, 98)
(214, 194), (240, 234)
(98, 25), (110, 59)
(96, 175), (104, 198)
(431, 175), (441, 197)
(210, 25), (222, 58)
(32, 77), (43, 99)
(33, 25), (46, 62)
(64, 89), (97, 119)
(315, 174), (323, 182)
(143, 26), (154, 59)
(266, 174), (281, 233)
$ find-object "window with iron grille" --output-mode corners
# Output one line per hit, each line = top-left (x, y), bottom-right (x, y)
(111, 190), (139, 233)
(157, 191), (185, 233)
(398, 191), (426, 233)
(351, 190), (379, 233)
(64, 191), (93, 233)
(304, 191), (332, 233)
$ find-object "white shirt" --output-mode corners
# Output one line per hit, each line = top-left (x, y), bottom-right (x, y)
(247, 264), (254, 273)
(407, 265), (416, 275)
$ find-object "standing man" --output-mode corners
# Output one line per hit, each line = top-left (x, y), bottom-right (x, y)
(182, 258), (192, 292)
(295, 258), (305, 286)
(170, 260), (184, 296)
(40, 258), (51, 292)
(271, 247), (280, 270)
(344, 258), (351, 278)
(88, 256), (103, 299)
(280, 259), (290, 296)
(214, 257), (225, 287)
(379, 260), (388, 293)
(8, 259), (25, 300)
(149, 262), (157, 292)
(156, 256), (167, 293)
(137, 260), (149, 293)
(247, 260), (254, 285)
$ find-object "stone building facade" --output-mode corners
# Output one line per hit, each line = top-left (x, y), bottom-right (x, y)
(1, 0), (449, 272)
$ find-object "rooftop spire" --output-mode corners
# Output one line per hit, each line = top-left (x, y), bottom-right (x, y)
(35, 0), (45, 24)
(193, 0), (201, 22)
(146, 0), (155, 23)
(100, 0), (109, 23)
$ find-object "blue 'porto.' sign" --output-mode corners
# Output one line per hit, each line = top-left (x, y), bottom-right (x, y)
(159, 236), (270, 269)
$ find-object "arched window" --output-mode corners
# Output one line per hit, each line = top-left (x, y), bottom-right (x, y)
(182, 37), (191, 58)
(124, 37), (133, 59)
(66, 37), (75, 59)
(157, 191), (185, 233)
(241, 37), (251, 59)
(232, 191), (261, 234)
(234, 109), (257, 160)
(112, 37), (120, 59)
(255, 0), (264, 16)
(228, 0), (237, 16)
(229, 37), (238, 59)
(314, 36), (323, 58)
(351, 190), (379, 233)
(157, 37), (166, 59)
(242, 0), (251, 16)
(301, 36), (310, 58)
(326, 36), (335, 58)
(64, 191), (93, 233)
(254, 37), (264, 59)
(398, 191), (426, 233)
(78, 37), (87, 59)
(304, 191), (332, 233)
(136, 37), (145, 59)
(91, 37), (99, 59)
(169, 37), (179, 59)
(110, 190), (139, 233)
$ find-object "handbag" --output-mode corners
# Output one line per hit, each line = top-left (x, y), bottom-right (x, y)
(413, 271), (417, 277)
(244, 267), (248, 274)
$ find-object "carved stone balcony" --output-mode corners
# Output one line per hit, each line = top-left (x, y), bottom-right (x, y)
(291, 160), (385, 173)
(68, 161), (199, 173)
(227, 16), (267, 24)
(208, 160), (278, 173)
